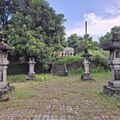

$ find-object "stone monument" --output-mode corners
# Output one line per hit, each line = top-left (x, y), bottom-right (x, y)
(51, 62), (68, 76)
(0, 32), (12, 101)
(81, 48), (92, 80)
(26, 57), (36, 80)
(103, 31), (120, 95)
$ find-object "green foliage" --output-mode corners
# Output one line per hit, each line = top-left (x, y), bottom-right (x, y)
(67, 33), (99, 54)
(90, 49), (109, 69)
(56, 55), (82, 64)
(99, 26), (120, 47)
(69, 68), (83, 74)
(1, 0), (66, 65)
(91, 67), (109, 74)
(36, 74), (55, 81)
(56, 49), (108, 69)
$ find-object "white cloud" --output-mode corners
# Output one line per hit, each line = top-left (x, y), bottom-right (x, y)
(66, 12), (120, 41)
(105, 5), (120, 15)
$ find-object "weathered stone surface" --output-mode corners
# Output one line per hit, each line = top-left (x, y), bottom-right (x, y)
(81, 49), (93, 80)
(51, 63), (68, 76)
(26, 57), (36, 80)
(0, 32), (13, 101)
(103, 31), (120, 96)
(109, 81), (120, 88)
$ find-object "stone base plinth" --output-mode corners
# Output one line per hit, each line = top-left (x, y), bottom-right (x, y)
(103, 81), (120, 96)
(81, 73), (93, 80)
(26, 75), (36, 80)
(103, 85), (120, 96)
(0, 82), (14, 101)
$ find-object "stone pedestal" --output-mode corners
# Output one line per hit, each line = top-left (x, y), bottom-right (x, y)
(81, 49), (93, 80)
(26, 57), (36, 80)
(0, 32), (13, 101)
(103, 31), (120, 96)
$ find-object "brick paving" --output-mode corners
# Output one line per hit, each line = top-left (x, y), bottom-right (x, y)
(0, 79), (120, 120)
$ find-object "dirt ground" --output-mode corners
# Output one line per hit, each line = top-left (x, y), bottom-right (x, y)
(0, 74), (120, 120)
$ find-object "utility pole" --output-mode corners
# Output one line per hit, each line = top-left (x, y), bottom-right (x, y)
(85, 21), (88, 41)
(84, 21), (88, 48)
(85, 21), (87, 35)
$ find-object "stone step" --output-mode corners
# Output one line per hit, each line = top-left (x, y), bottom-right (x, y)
(108, 81), (120, 88)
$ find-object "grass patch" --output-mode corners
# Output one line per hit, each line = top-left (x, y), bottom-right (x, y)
(97, 92), (120, 109)
(7, 71), (120, 111)
(69, 68), (83, 74)
(9, 83), (38, 106)
(36, 74), (55, 81)
(56, 55), (82, 64)
(8, 74), (26, 83)
(8, 74), (56, 83)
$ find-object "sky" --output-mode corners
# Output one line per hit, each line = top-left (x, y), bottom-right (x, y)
(48, 0), (120, 41)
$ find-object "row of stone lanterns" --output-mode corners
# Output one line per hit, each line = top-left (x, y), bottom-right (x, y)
(0, 32), (36, 101)
(0, 29), (120, 100)
(80, 30), (120, 96)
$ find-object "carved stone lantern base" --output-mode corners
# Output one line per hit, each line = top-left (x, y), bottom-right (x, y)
(0, 82), (13, 101)
(103, 81), (120, 95)
(26, 74), (36, 80)
(81, 73), (93, 80)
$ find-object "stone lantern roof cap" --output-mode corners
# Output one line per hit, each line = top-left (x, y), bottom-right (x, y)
(103, 32), (120, 50)
(0, 32), (11, 51)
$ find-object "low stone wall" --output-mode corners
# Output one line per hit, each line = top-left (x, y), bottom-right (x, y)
(66, 61), (82, 71)
(8, 63), (51, 75)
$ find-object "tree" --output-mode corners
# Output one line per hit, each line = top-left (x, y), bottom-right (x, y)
(99, 26), (120, 47)
(67, 34), (82, 48)
(0, 0), (66, 66)
(67, 33), (98, 54)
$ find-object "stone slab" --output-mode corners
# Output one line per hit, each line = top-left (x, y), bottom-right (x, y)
(51, 63), (68, 76)
(109, 81), (120, 88)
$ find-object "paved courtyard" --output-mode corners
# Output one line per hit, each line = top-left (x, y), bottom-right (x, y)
(0, 76), (120, 120)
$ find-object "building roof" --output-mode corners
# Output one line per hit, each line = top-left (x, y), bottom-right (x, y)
(63, 47), (74, 53)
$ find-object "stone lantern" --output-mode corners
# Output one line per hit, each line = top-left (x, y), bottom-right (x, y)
(26, 57), (36, 80)
(103, 32), (120, 95)
(0, 32), (12, 100)
(81, 48), (92, 80)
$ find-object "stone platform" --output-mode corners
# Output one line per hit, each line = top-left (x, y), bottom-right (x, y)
(103, 81), (120, 96)
(81, 73), (93, 80)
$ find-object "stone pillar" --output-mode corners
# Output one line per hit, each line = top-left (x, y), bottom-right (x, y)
(2, 66), (7, 82)
(81, 49), (93, 80)
(83, 58), (90, 74)
(0, 32), (13, 101)
(26, 57), (36, 80)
